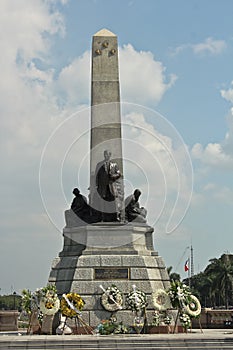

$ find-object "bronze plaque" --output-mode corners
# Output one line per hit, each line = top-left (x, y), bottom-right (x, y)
(94, 268), (129, 280)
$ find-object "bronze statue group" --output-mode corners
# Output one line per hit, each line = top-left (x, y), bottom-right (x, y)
(71, 150), (147, 225)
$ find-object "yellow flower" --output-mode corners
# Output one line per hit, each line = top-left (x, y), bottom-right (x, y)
(60, 293), (85, 318)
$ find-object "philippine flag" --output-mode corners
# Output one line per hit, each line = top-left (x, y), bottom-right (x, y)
(184, 259), (189, 272)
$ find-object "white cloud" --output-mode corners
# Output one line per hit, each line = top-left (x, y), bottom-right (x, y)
(170, 45), (186, 56)
(191, 142), (233, 169)
(195, 183), (233, 205)
(192, 37), (226, 55)
(119, 44), (177, 104)
(55, 43), (177, 107)
(171, 37), (226, 56)
(0, 0), (68, 293)
(221, 81), (233, 103)
(191, 100), (233, 171)
(0, 0), (65, 64)
(56, 51), (91, 106)
(121, 109), (193, 233)
(0, 0), (66, 151)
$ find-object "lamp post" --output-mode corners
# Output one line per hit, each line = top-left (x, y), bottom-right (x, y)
(13, 291), (16, 310)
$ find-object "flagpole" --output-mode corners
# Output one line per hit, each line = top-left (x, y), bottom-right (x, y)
(188, 257), (191, 288)
(190, 244), (194, 277)
(184, 258), (190, 286)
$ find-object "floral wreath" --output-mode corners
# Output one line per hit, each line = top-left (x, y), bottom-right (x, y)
(60, 293), (85, 318)
(21, 289), (38, 314)
(39, 298), (60, 316)
(126, 288), (147, 312)
(152, 289), (171, 311)
(184, 294), (201, 318)
(36, 285), (60, 316)
(101, 285), (123, 312)
(167, 281), (191, 309)
(21, 285), (59, 315)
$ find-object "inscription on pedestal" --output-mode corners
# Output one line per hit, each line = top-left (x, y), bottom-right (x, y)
(94, 268), (129, 280)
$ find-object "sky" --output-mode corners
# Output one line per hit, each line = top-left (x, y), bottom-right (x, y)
(1, 0), (233, 295)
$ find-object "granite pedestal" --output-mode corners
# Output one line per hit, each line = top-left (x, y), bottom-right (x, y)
(48, 219), (170, 328)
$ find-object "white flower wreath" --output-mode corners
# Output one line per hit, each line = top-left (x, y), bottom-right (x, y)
(184, 294), (201, 318)
(101, 285), (123, 312)
(152, 289), (171, 311)
(126, 290), (147, 312)
(39, 298), (60, 316)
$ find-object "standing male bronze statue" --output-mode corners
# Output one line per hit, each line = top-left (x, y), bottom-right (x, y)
(94, 150), (124, 222)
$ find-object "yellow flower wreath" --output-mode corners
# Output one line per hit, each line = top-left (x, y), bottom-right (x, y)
(60, 293), (85, 318)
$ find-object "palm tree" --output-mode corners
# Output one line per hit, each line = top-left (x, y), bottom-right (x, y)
(204, 254), (233, 309)
(189, 272), (214, 307)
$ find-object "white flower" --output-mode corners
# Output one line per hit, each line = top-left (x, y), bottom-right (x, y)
(184, 295), (201, 318)
(179, 312), (191, 328)
(126, 290), (147, 312)
(101, 286), (123, 312)
(152, 289), (171, 311)
(39, 298), (60, 316)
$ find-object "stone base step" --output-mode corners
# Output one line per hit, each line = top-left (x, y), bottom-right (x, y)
(1, 333), (233, 349)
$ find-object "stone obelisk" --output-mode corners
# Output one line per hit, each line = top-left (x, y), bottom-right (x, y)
(90, 28), (123, 175)
(90, 29), (124, 219)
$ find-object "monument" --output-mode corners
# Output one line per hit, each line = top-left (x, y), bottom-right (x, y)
(48, 29), (170, 329)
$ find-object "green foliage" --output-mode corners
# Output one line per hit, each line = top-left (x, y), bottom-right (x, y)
(96, 318), (129, 335)
(167, 280), (191, 309)
(21, 289), (33, 313)
(188, 254), (233, 308)
(21, 285), (58, 315)
(152, 311), (172, 326)
(0, 294), (22, 311)
(21, 289), (38, 314)
(167, 266), (181, 282)
(179, 312), (191, 330)
(152, 311), (160, 326)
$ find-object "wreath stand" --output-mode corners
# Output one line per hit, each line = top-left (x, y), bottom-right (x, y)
(27, 311), (41, 335)
(62, 314), (94, 335)
(141, 307), (148, 334)
(173, 309), (180, 334)
(196, 318), (203, 333)
(173, 309), (203, 334)
(60, 294), (94, 335)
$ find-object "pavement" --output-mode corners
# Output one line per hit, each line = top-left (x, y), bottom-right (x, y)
(1, 329), (233, 349)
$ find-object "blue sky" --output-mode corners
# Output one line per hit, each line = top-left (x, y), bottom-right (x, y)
(1, 0), (233, 294)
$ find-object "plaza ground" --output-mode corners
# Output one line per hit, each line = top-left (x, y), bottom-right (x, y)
(1, 329), (233, 349)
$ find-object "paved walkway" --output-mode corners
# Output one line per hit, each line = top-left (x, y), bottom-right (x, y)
(1, 329), (233, 349)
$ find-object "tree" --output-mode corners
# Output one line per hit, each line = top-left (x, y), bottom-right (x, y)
(0, 294), (22, 311)
(204, 254), (233, 309)
(183, 254), (233, 308)
(167, 266), (181, 282)
(186, 272), (215, 307)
